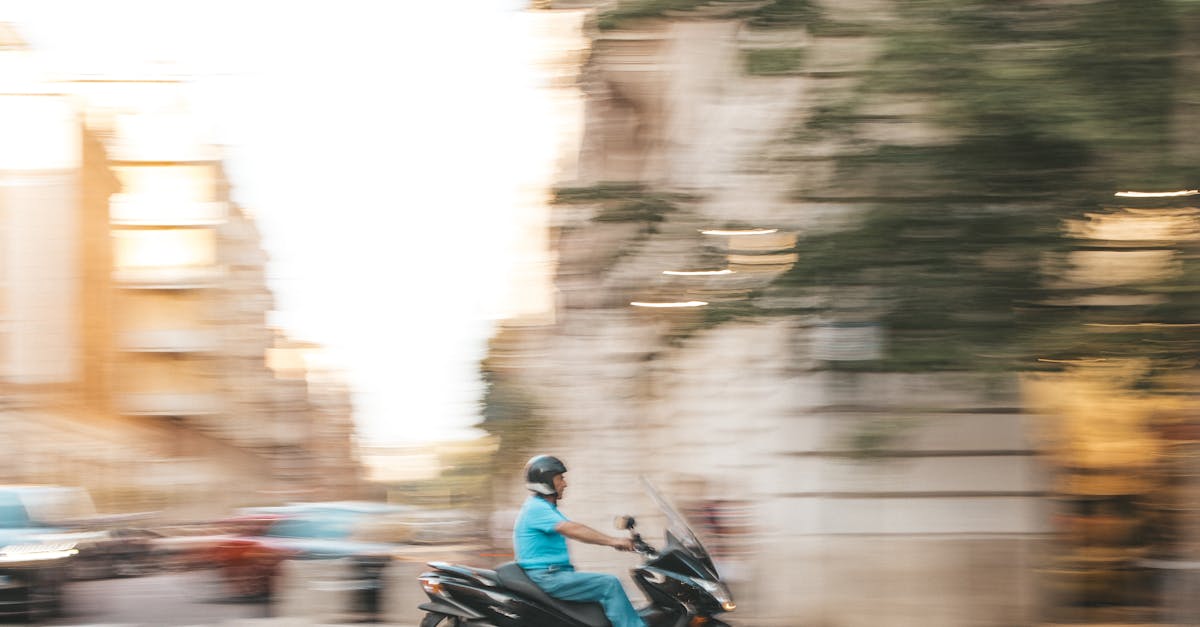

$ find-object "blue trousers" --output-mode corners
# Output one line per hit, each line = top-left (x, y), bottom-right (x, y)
(527, 566), (646, 627)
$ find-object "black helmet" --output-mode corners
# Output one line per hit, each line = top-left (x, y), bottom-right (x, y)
(524, 455), (567, 496)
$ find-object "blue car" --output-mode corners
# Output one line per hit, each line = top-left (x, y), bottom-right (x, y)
(0, 486), (88, 621)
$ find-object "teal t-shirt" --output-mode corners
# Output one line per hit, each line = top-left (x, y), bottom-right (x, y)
(513, 495), (571, 569)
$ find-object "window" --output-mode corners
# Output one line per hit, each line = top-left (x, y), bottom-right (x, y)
(113, 228), (216, 270)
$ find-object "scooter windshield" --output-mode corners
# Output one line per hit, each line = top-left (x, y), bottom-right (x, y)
(640, 476), (719, 577)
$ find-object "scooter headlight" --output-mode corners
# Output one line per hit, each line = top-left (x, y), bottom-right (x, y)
(692, 578), (735, 611)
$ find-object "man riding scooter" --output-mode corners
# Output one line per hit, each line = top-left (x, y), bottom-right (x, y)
(514, 455), (645, 627)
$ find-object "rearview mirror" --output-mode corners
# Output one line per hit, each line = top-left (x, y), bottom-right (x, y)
(614, 515), (636, 530)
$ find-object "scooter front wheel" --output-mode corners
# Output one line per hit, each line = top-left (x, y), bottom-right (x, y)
(419, 612), (465, 626)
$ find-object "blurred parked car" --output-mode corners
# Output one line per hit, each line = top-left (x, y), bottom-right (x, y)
(235, 502), (482, 546)
(209, 505), (401, 617)
(0, 485), (90, 621)
(70, 527), (164, 580)
(209, 501), (481, 614)
(150, 516), (279, 573)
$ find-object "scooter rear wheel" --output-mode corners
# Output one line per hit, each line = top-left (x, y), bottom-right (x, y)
(419, 612), (464, 626)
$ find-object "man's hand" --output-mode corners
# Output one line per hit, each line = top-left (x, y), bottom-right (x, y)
(610, 537), (635, 552)
(558, 521), (635, 552)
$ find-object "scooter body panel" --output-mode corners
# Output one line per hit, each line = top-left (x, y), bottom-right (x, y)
(421, 564), (607, 627)
(417, 479), (737, 626)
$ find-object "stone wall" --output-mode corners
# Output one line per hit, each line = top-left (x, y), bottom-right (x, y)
(493, 4), (1056, 624)
(508, 314), (1052, 623)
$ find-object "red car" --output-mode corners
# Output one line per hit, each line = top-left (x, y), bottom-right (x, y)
(208, 507), (400, 604)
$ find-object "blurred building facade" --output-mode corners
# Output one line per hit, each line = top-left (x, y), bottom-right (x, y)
(489, 4), (1053, 626)
(491, 3), (1200, 625)
(0, 24), (363, 520)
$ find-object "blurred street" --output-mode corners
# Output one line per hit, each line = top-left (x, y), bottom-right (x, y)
(45, 570), (269, 626)
(40, 569), (432, 627)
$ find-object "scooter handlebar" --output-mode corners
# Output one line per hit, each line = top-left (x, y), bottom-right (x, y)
(631, 532), (657, 557)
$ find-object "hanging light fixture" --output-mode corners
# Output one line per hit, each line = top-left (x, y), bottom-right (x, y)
(1114, 190), (1198, 198)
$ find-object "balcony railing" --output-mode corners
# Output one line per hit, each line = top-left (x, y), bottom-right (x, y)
(113, 266), (224, 289)
(116, 391), (223, 416)
(107, 141), (219, 163)
(116, 328), (220, 353)
(110, 195), (227, 226)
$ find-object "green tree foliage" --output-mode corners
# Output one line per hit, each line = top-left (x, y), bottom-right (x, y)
(552, 183), (692, 277)
(553, 182), (685, 230)
(765, 0), (1192, 372)
(596, 0), (708, 30)
(478, 329), (548, 491)
(741, 0), (822, 29)
(743, 48), (806, 76)
(596, 0), (822, 31)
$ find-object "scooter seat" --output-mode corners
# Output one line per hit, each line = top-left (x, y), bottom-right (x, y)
(495, 562), (610, 626)
(440, 563), (497, 581)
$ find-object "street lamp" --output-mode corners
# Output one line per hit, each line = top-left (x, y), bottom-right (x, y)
(1114, 190), (1198, 198)
(661, 269), (734, 276)
(699, 228), (778, 235)
(630, 301), (708, 308)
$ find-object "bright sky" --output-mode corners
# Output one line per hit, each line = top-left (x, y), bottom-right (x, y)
(2, 0), (565, 444)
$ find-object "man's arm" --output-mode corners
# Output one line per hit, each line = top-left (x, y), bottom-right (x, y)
(556, 521), (634, 551)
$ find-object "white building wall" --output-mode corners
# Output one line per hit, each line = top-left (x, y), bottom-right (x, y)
(0, 94), (81, 384)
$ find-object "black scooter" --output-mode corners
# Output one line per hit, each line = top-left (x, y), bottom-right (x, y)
(416, 477), (737, 627)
